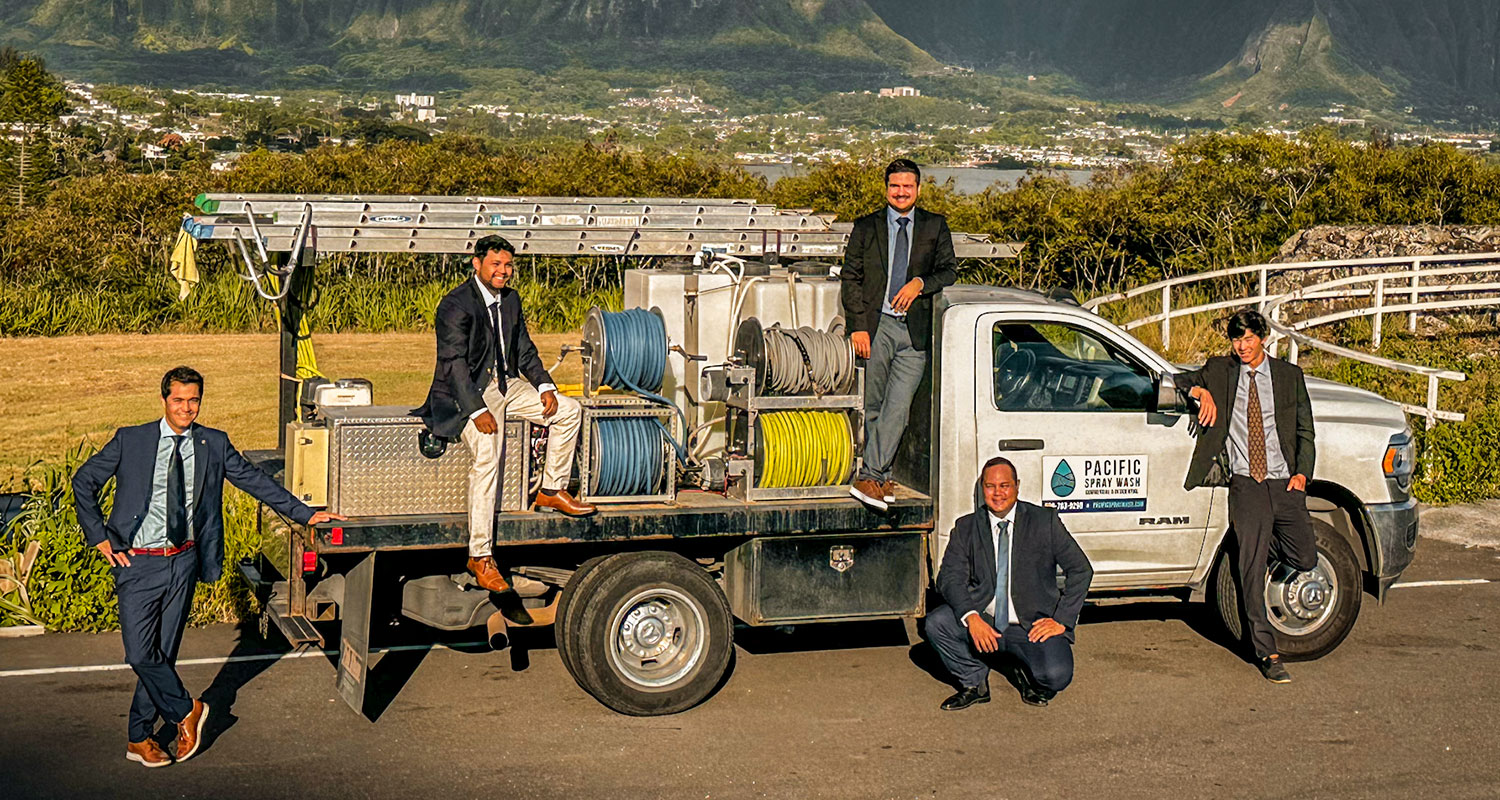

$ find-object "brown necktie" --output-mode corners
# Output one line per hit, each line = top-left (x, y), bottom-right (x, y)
(1246, 369), (1268, 482)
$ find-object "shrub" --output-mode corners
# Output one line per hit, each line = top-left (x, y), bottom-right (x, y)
(6, 440), (263, 631)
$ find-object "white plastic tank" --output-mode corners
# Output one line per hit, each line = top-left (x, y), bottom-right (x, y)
(623, 263), (845, 460)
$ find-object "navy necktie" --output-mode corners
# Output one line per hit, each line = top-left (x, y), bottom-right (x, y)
(489, 301), (507, 387)
(166, 435), (187, 546)
(888, 216), (910, 309)
(994, 518), (1011, 627)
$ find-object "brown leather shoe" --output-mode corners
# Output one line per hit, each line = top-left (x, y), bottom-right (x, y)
(882, 480), (898, 504)
(533, 489), (596, 517)
(467, 556), (514, 594)
(850, 478), (888, 511)
(126, 739), (172, 768)
(175, 699), (208, 762)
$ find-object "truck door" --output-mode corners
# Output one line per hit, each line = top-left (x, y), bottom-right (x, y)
(972, 311), (1215, 586)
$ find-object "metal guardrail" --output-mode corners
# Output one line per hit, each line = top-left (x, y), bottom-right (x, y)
(1085, 252), (1500, 427)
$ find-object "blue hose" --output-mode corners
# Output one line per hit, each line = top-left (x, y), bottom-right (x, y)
(599, 308), (688, 463)
(592, 418), (666, 496)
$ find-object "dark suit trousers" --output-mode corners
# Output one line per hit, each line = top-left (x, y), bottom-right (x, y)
(1229, 475), (1318, 659)
(116, 550), (197, 741)
(925, 604), (1074, 695)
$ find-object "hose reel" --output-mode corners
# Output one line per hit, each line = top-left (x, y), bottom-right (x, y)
(576, 307), (687, 502)
(716, 317), (865, 501)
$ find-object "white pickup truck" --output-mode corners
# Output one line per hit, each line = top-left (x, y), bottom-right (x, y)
(253, 277), (1419, 716)
(922, 286), (1418, 659)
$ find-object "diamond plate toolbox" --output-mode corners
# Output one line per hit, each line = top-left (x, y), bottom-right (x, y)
(324, 406), (528, 516)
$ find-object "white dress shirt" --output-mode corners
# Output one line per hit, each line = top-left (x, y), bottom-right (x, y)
(962, 503), (1020, 626)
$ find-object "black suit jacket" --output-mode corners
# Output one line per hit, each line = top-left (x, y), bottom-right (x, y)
(414, 278), (553, 439)
(72, 422), (314, 584)
(1176, 354), (1316, 490)
(839, 206), (958, 351)
(935, 500), (1094, 643)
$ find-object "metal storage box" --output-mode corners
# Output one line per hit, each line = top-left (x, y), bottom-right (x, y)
(320, 406), (529, 516)
(723, 532), (927, 625)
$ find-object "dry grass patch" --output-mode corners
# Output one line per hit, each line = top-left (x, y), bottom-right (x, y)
(0, 331), (584, 488)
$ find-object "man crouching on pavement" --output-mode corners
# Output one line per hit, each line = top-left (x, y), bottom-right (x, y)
(925, 456), (1093, 709)
(415, 235), (595, 624)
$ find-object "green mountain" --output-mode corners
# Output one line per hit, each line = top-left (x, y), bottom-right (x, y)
(868, 0), (1500, 116)
(0, 0), (937, 95)
(5, 1), (1500, 116)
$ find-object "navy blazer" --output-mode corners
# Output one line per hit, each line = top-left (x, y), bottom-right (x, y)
(839, 206), (958, 352)
(935, 500), (1094, 642)
(414, 278), (553, 439)
(73, 421), (313, 584)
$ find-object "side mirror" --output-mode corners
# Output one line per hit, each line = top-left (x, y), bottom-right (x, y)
(1156, 372), (1189, 415)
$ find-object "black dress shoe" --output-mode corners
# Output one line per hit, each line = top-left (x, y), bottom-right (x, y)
(1020, 685), (1053, 707)
(1269, 561), (1300, 584)
(940, 684), (991, 711)
(1013, 669), (1054, 706)
(1258, 655), (1292, 684)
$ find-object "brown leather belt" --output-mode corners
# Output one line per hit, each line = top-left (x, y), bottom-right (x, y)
(129, 541), (195, 557)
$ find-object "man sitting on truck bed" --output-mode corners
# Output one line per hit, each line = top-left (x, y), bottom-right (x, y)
(926, 456), (1094, 710)
(1177, 309), (1317, 684)
(841, 158), (958, 511)
(415, 234), (595, 612)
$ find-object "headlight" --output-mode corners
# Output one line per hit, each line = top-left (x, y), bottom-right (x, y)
(1383, 431), (1415, 479)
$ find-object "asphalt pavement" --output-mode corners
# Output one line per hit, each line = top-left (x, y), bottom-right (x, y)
(2, 537), (1497, 800)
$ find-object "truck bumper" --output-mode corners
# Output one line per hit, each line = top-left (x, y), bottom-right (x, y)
(1364, 497), (1419, 596)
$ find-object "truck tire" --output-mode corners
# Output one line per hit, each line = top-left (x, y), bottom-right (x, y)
(554, 555), (612, 681)
(566, 551), (733, 716)
(1210, 519), (1362, 661)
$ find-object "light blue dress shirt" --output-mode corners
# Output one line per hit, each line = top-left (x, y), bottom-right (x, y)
(1228, 360), (1290, 480)
(882, 205), (917, 318)
(132, 419), (197, 548)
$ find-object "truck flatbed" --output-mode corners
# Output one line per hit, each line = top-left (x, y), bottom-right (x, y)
(246, 451), (935, 552)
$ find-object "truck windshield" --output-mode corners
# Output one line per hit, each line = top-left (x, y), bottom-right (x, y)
(992, 321), (1155, 412)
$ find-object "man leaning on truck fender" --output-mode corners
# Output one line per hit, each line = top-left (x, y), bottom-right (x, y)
(926, 456), (1094, 710)
(1176, 309), (1317, 684)
(73, 366), (344, 768)
(841, 158), (958, 512)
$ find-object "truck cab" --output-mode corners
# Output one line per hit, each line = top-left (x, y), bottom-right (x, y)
(925, 286), (1418, 658)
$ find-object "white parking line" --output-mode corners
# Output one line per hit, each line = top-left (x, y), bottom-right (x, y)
(0, 641), (489, 679)
(2, 577), (1494, 679)
(1389, 578), (1492, 589)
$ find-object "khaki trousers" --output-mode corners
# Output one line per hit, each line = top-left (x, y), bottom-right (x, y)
(462, 377), (582, 556)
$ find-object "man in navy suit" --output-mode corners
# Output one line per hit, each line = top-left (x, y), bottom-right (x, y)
(926, 456), (1094, 710)
(74, 366), (343, 767)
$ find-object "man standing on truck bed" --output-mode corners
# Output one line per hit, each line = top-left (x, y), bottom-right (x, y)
(1178, 309), (1317, 684)
(73, 366), (345, 767)
(841, 158), (958, 511)
(415, 234), (595, 615)
(926, 456), (1094, 710)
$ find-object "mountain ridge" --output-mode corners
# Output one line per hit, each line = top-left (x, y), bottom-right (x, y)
(4, 1), (1500, 115)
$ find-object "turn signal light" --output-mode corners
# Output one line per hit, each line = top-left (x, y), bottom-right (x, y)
(302, 551), (317, 573)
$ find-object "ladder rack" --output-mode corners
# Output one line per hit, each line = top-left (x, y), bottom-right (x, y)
(187, 193), (1023, 259)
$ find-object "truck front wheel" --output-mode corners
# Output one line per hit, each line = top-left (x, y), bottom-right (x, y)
(1210, 519), (1362, 661)
(564, 551), (734, 715)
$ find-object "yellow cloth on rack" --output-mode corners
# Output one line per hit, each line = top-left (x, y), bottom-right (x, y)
(168, 229), (199, 301)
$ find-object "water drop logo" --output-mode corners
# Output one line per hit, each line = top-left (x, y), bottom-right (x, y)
(1051, 459), (1076, 497)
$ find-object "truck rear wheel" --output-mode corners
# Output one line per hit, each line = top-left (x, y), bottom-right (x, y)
(564, 551), (733, 716)
(1210, 518), (1362, 661)
(554, 555), (612, 680)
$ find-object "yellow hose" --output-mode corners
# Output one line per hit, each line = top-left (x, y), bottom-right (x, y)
(755, 410), (854, 488)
